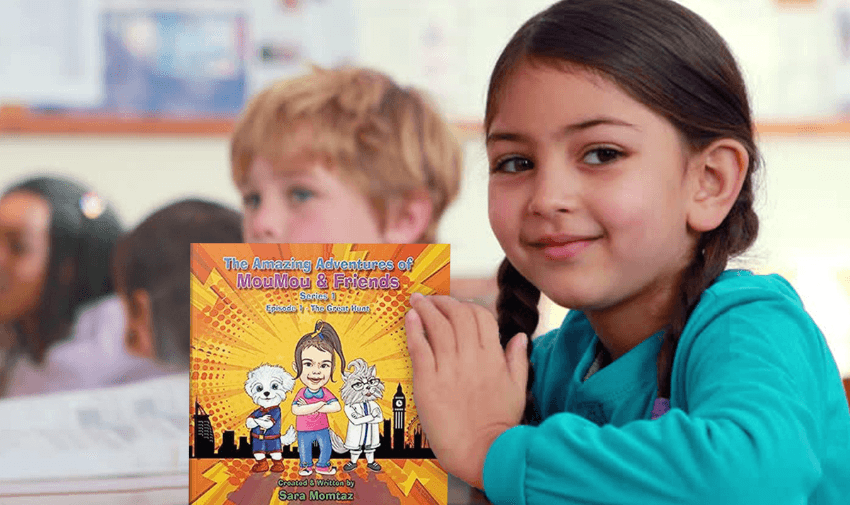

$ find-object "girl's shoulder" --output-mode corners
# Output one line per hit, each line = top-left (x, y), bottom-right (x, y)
(694, 269), (806, 323)
(679, 269), (827, 372)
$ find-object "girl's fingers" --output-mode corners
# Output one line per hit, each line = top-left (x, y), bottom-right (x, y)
(409, 293), (456, 360)
(428, 295), (478, 356)
(471, 304), (500, 351)
(405, 307), (436, 375)
(504, 332), (529, 388)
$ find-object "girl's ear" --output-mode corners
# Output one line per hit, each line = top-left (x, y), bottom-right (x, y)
(381, 190), (434, 243)
(292, 361), (298, 373)
(685, 138), (749, 233)
(125, 289), (155, 359)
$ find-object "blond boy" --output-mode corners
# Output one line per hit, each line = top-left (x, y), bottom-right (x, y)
(231, 66), (462, 244)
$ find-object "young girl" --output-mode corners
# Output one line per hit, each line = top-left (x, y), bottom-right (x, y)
(0, 176), (124, 396)
(404, 1), (850, 504)
(291, 320), (346, 476)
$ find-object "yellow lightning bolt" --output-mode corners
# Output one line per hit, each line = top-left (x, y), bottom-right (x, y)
(396, 462), (431, 496)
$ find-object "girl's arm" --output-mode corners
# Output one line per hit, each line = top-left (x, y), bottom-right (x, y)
(318, 399), (340, 413)
(408, 291), (842, 505)
(292, 401), (326, 415)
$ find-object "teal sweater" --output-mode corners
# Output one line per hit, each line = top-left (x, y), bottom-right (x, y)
(483, 270), (850, 504)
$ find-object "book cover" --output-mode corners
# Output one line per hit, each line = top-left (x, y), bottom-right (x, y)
(189, 243), (450, 505)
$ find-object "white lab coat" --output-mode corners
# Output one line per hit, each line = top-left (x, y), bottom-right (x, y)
(343, 401), (382, 450)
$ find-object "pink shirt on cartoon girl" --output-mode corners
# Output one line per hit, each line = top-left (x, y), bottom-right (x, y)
(293, 387), (337, 431)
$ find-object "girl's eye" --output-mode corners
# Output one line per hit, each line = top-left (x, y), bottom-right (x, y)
(492, 156), (533, 174)
(242, 192), (260, 209)
(321, 363), (330, 369)
(289, 187), (315, 204)
(582, 147), (623, 165)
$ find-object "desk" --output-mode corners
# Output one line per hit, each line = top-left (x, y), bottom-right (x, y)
(449, 473), (492, 505)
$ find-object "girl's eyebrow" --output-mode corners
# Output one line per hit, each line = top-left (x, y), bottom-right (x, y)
(486, 116), (640, 144)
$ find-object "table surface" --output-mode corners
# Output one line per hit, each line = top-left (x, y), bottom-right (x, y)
(449, 473), (492, 505)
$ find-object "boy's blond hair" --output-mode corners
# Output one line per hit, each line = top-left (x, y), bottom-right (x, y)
(231, 66), (462, 242)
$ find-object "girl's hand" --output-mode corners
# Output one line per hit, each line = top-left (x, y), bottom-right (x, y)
(405, 293), (528, 490)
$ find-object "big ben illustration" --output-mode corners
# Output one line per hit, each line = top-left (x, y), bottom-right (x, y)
(393, 384), (406, 450)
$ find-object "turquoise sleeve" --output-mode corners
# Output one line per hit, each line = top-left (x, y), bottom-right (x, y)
(482, 299), (826, 505)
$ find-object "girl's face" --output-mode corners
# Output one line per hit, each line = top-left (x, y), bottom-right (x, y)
(486, 61), (697, 313)
(0, 191), (52, 324)
(240, 155), (386, 244)
(299, 345), (333, 390)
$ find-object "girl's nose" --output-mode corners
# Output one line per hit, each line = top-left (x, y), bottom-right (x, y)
(527, 162), (578, 217)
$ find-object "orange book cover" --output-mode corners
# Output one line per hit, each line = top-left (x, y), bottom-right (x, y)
(189, 243), (450, 505)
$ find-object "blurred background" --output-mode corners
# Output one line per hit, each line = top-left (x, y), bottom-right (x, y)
(1, 0), (848, 377)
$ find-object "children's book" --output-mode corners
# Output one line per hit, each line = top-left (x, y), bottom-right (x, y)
(189, 243), (450, 505)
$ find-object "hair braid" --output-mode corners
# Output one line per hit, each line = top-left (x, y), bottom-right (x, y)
(496, 258), (542, 424)
(657, 185), (759, 398)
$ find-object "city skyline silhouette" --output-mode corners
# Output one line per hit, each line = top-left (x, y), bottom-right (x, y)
(190, 383), (435, 460)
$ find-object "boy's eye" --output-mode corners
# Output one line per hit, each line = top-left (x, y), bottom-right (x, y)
(289, 187), (315, 204)
(492, 156), (533, 174)
(242, 192), (260, 209)
(582, 147), (623, 165)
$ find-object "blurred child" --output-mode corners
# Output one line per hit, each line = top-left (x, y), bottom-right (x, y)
(404, 1), (850, 504)
(111, 199), (242, 369)
(0, 176), (123, 396)
(231, 66), (462, 244)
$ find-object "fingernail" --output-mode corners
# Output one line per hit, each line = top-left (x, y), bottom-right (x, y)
(410, 292), (425, 302)
(404, 308), (419, 324)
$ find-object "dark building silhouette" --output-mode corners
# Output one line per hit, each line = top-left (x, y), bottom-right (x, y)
(193, 402), (215, 458)
(218, 430), (238, 457)
(191, 385), (435, 460)
(393, 384), (406, 451)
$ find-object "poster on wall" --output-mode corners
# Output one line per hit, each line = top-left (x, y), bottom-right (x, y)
(246, 0), (358, 95)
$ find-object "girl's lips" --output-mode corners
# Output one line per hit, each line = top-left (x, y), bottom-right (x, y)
(539, 239), (596, 260)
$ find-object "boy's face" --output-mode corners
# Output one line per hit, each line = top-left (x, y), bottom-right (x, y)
(239, 156), (386, 243)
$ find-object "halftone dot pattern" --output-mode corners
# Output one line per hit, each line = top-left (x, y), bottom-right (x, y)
(189, 244), (449, 504)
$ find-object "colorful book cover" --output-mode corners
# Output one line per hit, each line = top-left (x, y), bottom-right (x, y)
(189, 243), (450, 505)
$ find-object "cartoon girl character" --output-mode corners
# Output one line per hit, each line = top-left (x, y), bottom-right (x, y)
(291, 320), (346, 476)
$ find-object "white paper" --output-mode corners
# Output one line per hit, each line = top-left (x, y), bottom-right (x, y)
(0, 0), (104, 106)
(0, 374), (189, 487)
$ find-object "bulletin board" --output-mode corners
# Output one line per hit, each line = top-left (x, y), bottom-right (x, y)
(1, 0), (849, 138)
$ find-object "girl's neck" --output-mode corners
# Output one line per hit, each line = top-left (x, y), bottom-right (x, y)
(583, 276), (678, 361)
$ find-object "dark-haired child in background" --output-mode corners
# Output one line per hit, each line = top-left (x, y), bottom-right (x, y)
(0, 176), (125, 397)
(111, 198), (242, 369)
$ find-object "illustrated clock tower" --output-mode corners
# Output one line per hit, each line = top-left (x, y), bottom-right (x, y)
(393, 384), (406, 451)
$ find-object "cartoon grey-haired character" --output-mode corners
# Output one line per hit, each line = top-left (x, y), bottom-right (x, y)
(340, 358), (385, 471)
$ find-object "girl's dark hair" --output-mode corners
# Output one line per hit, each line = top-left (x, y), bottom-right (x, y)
(4, 176), (123, 363)
(112, 199), (242, 367)
(489, 0), (760, 421)
(293, 320), (346, 383)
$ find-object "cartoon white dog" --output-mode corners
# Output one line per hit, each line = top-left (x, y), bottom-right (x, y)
(245, 364), (297, 473)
